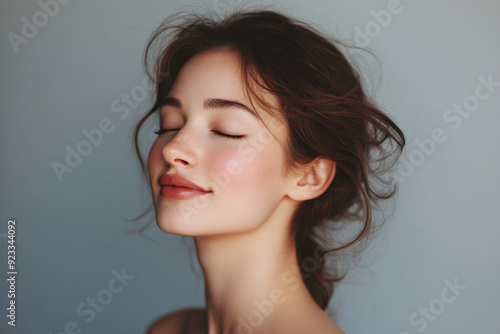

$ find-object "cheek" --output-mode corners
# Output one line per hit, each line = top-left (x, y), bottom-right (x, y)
(208, 143), (281, 191)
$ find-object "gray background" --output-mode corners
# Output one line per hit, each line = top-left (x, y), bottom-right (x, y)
(1, 0), (499, 333)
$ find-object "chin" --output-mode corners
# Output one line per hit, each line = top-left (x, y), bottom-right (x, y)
(155, 212), (262, 238)
(154, 204), (204, 235)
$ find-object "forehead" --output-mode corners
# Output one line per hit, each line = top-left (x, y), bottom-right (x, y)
(168, 49), (288, 134)
(169, 49), (244, 101)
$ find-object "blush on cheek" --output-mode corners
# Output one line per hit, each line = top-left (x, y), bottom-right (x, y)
(210, 148), (243, 178)
(209, 146), (278, 190)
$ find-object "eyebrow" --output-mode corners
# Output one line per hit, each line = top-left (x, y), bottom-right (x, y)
(161, 96), (259, 119)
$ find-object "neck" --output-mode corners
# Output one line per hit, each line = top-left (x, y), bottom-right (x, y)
(193, 198), (317, 334)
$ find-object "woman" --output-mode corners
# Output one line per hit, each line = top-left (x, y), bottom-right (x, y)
(133, 8), (405, 334)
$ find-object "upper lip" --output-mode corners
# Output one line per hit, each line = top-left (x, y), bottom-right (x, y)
(159, 174), (211, 192)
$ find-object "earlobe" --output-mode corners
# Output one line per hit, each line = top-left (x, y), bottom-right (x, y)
(287, 157), (336, 201)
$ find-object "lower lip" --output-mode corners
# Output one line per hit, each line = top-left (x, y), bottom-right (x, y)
(160, 186), (211, 200)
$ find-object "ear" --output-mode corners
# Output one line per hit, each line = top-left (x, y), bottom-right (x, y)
(286, 156), (336, 202)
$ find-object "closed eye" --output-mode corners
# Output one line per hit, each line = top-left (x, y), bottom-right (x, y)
(154, 129), (245, 139)
(212, 131), (245, 139)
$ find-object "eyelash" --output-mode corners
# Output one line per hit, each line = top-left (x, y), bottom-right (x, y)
(153, 129), (245, 139)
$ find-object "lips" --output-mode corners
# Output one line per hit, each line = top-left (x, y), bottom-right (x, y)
(159, 174), (211, 193)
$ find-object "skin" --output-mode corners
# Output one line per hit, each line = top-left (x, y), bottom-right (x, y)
(147, 48), (343, 333)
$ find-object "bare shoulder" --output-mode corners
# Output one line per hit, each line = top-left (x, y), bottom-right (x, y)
(301, 309), (345, 334)
(146, 307), (206, 334)
(281, 317), (345, 334)
(265, 307), (345, 334)
(305, 318), (345, 334)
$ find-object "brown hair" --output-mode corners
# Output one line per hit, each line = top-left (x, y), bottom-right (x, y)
(133, 8), (405, 311)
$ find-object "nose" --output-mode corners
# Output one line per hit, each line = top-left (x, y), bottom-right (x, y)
(160, 127), (200, 168)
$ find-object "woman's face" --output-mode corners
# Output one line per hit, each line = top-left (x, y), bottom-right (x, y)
(147, 49), (292, 236)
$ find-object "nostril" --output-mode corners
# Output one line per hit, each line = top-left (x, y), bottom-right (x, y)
(161, 139), (198, 167)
